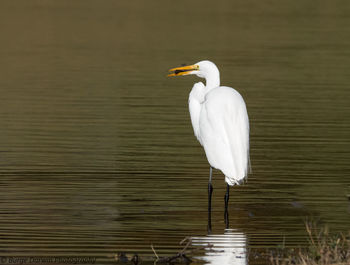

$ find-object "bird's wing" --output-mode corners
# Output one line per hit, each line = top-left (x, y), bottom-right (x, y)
(222, 95), (250, 182)
(200, 87), (250, 185)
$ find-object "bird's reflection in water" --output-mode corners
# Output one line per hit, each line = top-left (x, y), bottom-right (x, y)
(192, 229), (247, 265)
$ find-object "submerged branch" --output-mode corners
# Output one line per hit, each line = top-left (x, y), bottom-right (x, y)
(115, 237), (212, 264)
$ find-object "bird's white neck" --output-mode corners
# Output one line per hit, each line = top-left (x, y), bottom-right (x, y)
(204, 69), (220, 93)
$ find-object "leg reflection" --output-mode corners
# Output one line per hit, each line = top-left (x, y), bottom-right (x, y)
(224, 184), (229, 229)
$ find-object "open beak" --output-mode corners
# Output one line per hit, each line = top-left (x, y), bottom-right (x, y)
(168, 64), (199, 77)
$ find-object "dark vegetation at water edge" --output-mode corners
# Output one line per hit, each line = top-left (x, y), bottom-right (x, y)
(270, 222), (350, 265)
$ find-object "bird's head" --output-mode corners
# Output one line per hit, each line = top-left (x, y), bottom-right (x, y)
(168, 60), (219, 79)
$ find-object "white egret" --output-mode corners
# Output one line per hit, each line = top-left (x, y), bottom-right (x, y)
(168, 60), (250, 230)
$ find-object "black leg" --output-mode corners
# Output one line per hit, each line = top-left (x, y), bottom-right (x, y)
(224, 183), (229, 228)
(208, 167), (213, 233)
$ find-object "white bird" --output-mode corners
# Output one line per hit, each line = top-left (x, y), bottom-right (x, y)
(168, 60), (250, 230)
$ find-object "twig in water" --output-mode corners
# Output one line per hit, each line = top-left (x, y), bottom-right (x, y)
(151, 244), (159, 260)
(150, 237), (214, 264)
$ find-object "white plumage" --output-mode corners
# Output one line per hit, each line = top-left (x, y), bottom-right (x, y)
(169, 60), (250, 186)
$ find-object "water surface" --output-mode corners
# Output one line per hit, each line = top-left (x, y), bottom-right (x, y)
(0, 0), (349, 264)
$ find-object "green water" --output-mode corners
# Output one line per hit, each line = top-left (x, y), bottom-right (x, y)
(0, 1), (349, 264)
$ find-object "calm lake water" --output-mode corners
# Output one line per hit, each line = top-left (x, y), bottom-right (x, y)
(1, 1), (350, 264)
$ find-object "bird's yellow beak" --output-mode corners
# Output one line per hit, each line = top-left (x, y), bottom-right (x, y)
(168, 64), (199, 77)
